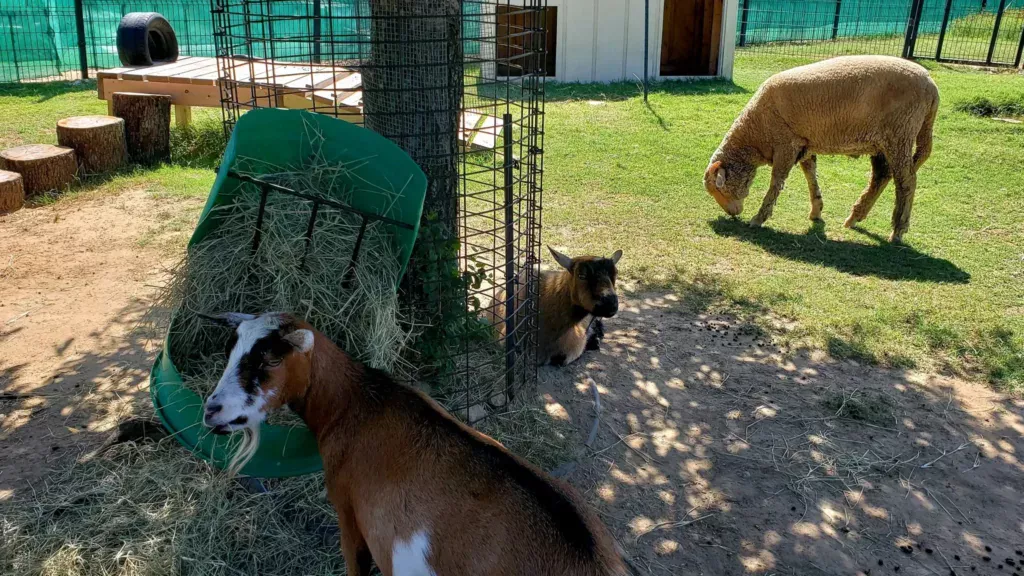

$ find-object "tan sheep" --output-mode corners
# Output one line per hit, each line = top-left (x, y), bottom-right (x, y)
(703, 55), (939, 243)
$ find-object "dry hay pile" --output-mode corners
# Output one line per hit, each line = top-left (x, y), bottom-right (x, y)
(158, 149), (413, 426)
(0, 441), (342, 576)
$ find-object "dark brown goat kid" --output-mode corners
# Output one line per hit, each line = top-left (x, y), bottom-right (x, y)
(539, 247), (622, 366)
(200, 312), (629, 576)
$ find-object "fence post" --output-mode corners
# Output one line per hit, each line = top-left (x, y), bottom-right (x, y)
(902, 0), (924, 59)
(738, 0), (750, 47)
(1015, 19), (1024, 68)
(502, 112), (516, 403)
(985, 0), (1008, 65)
(312, 0), (322, 63)
(832, 0), (842, 40)
(643, 0), (649, 101)
(936, 0), (953, 60)
(73, 0), (88, 79)
(7, 15), (21, 82)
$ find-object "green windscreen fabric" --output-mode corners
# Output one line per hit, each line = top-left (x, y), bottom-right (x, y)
(1, 0), (483, 83)
(735, 0), (1022, 46)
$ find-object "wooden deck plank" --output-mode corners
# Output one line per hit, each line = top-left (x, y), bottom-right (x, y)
(132, 57), (211, 81)
(162, 59), (222, 84)
(115, 58), (200, 81)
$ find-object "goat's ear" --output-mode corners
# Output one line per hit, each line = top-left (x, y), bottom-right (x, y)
(610, 250), (623, 264)
(198, 312), (256, 328)
(548, 246), (574, 271)
(283, 329), (315, 353)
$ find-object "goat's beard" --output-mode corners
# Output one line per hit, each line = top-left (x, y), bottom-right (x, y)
(226, 425), (261, 477)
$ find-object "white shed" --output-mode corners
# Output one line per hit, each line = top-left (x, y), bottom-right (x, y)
(485, 0), (739, 83)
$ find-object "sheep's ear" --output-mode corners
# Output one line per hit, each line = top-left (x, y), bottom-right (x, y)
(198, 312), (256, 328)
(715, 167), (727, 190)
(283, 329), (315, 353)
(548, 246), (575, 271)
(610, 250), (623, 264)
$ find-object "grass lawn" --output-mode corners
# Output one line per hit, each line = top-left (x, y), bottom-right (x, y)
(1, 51), (1021, 390)
(541, 52), (1024, 391)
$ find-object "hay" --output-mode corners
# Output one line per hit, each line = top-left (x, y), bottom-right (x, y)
(155, 140), (413, 429)
(0, 441), (343, 576)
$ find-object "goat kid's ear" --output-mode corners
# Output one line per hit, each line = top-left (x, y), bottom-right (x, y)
(283, 329), (315, 353)
(610, 250), (623, 264)
(198, 312), (257, 328)
(548, 246), (575, 272)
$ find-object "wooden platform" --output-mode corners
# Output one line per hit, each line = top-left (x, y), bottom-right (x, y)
(96, 56), (499, 150)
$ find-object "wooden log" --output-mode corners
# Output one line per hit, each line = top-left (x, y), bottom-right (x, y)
(0, 170), (25, 214)
(112, 92), (172, 165)
(0, 145), (77, 196)
(56, 115), (128, 175)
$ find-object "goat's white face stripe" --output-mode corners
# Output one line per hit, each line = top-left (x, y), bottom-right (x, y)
(392, 530), (436, 576)
(204, 315), (283, 430)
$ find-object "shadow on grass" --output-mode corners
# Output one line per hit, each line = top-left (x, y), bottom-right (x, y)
(544, 78), (749, 103)
(709, 217), (971, 284)
(0, 80), (96, 102)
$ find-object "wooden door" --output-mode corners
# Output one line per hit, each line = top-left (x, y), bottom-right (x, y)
(497, 6), (558, 77)
(660, 0), (723, 76)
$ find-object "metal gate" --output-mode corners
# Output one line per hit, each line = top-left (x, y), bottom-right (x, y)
(905, 0), (1024, 66)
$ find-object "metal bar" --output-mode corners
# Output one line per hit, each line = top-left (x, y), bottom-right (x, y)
(936, 0), (954, 60)
(903, 0), (924, 59)
(1015, 19), (1024, 67)
(7, 16), (20, 83)
(342, 218), (369, 290)
(73, 0), (89, 78)
(832, 0), (842, 40)
(502, 113), (516, 401)
(251, 185), (270, 253)
(227, 171), (416, 230)
(739, 0), (750, 47)
(986, 0), (1008, 65)
(312, 0), (322, 63)
(643, 0), (649, 101)
(299, 200), (320, 269)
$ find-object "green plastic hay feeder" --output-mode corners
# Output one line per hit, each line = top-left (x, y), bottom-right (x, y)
(150, 108), (427, 478)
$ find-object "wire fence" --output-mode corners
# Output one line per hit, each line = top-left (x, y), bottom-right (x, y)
(736, 0), (1024, 67)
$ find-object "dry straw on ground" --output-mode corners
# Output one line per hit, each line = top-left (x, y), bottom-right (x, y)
(0, 441), (343, 576)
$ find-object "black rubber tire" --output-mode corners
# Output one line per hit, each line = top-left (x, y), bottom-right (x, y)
(117, 12), (179, 67)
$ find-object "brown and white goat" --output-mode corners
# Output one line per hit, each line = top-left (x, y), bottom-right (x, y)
(487, 247), (622, 367)
(201, 312), (629, 576)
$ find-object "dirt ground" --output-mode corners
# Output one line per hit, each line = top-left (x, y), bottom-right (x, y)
(0, 189), (202, 497)
(2, 189), (1022, 575)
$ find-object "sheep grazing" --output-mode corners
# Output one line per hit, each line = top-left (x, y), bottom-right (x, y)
(703, 55), (939, 243)
(201, 312), (629, 576)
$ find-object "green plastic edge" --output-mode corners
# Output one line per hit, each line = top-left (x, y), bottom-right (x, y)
(149, 108), (428, 478)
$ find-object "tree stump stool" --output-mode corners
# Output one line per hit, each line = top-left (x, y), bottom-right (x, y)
(112, 92), (172, 165)
(0, 145), (77, 196)
(56, 115), (128, 175)
(0, 170), (25, 214)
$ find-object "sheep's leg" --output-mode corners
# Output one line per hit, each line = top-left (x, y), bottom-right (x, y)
(750, 158), (796, 227)
(889, 155), (916, 243)
(844, 154), (891, 227)
(800, 155), (823, 221)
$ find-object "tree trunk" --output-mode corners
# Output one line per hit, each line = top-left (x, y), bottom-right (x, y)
(0, 170), (25, 214)
(362, 0), (463, 228)
(56, 115), (128, 175)
(112, 92), (172, 165)
(0, 145), (77, 196)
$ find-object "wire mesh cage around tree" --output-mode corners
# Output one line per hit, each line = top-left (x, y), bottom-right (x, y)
(211, 0), (547, 423)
